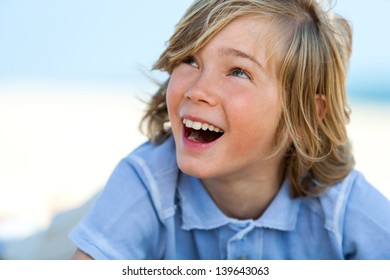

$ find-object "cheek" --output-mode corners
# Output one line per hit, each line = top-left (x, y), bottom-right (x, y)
(166, 75), (185, 135)
(229, 95), (282, 141)
(166, 78), (180, 117)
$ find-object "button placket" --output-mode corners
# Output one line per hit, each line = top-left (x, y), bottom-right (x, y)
(226, 221), (256, 260)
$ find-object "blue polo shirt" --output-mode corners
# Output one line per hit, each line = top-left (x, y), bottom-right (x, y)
(69, 137), (390, 259)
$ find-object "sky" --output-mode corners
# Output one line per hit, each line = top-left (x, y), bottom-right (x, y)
(0, 0), (389, 99)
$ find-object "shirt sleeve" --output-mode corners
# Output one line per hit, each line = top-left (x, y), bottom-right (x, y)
(69, 158), (165, 260)
(342, 173), (390, 259)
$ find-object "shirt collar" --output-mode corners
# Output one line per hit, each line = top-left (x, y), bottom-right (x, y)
(178, 174), (232, 230)
(178, 174), (301, 231)
(253, 178), (301, 231)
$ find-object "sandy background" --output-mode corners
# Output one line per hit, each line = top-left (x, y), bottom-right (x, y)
(0, 84), (389, 239)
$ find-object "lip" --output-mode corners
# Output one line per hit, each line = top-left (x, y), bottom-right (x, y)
(179, 114), (225, 150)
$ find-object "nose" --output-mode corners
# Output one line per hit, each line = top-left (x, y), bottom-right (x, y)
(184, 71), (219, 106)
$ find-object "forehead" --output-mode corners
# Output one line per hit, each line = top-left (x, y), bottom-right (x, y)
(209, 16), (270, 48)
(204, 16), (280, 73)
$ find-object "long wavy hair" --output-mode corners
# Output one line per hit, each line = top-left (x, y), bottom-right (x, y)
(140, 0), (354, 197)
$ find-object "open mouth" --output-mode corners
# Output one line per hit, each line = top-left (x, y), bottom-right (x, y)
(183, 118), (224, 143)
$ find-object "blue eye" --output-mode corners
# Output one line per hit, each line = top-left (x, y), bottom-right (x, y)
(231, 68), (250, 79)
(182, 56), (198, 68)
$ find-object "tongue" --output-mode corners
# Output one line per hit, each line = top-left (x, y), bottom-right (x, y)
(188, 130), (202, 142)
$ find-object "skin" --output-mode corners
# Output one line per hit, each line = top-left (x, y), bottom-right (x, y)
(167, 16), (287, 220)
(72, 249), (93, 260)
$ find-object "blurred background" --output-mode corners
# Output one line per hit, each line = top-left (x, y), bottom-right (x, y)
(0, 0), (389, 254)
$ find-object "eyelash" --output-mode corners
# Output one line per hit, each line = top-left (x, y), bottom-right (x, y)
(230, 68), (252, 80)
(181, 56), (253, 81)
(182, 56), (198, 68)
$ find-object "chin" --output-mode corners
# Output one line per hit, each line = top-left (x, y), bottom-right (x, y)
(176, 158), (213, 179)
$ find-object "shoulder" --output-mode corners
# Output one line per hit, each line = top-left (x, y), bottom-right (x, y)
(128, 135), (177, 175)
(69, 137), (180, 259)
(319, 170), (390, 226)
(341, 171), (390, 258)
(317, 169), (390, 231)
(118, 136), (179, 220)
(316, 169), (390, 258)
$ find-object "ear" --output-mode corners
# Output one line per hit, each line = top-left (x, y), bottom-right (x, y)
(315, 94), (328, 121)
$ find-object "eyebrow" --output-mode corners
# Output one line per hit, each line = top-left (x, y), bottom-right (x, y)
(218, 47), (266, 72)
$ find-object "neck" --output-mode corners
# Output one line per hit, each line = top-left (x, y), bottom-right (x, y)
(201, 158), (286, 220)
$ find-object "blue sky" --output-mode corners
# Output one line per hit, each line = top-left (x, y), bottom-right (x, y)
(0, 0), (389, 99)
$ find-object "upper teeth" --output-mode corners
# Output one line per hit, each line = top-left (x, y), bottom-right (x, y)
(183, 118), (224, 133)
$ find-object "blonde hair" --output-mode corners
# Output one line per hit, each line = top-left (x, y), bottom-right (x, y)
(140, 0), (354, 197)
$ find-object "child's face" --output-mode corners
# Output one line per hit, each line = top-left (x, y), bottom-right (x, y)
(167, 16), (284, 181)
